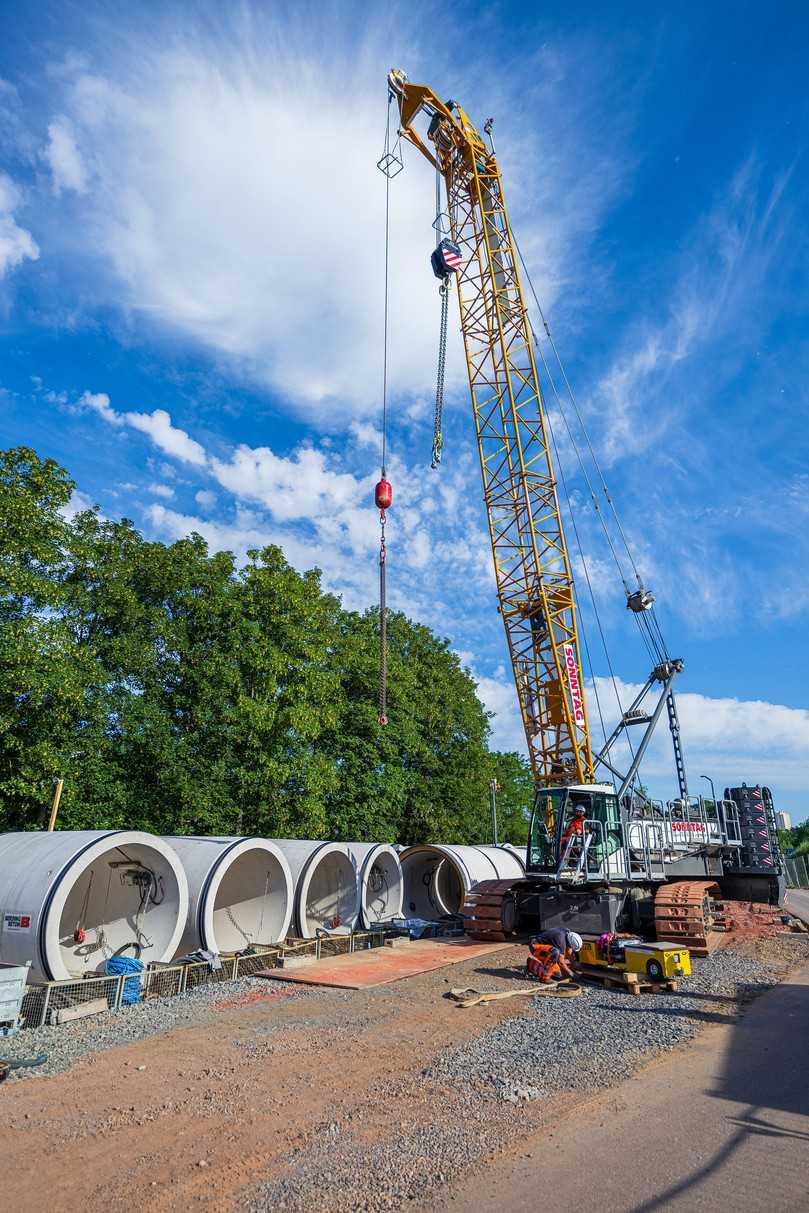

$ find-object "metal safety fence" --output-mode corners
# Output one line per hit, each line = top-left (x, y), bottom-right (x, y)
(785, 855), (809, 888)
(18, 930), (389, 1031)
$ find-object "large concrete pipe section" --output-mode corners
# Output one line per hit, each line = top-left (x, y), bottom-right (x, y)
(497, 843), (527, 869)
(345, 843), (403, 928)
(399, 844), (525, 918)
(0, 831), (188, 983)
(166, 837), (294, 955)
(272, 841), (360, 938)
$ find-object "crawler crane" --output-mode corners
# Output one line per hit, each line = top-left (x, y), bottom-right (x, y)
(384, 69), (784, 949)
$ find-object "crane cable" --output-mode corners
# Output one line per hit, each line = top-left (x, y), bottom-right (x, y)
(531, 323), (637, 757)
(431, 161), (450, 469)
(374, 89), (400, 727)
(513, 232), (669, 670)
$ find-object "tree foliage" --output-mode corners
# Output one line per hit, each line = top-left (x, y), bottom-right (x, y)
(0, 447), (521, 844)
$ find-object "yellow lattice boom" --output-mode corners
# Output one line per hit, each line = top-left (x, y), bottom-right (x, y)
(390, 70), (594, 787)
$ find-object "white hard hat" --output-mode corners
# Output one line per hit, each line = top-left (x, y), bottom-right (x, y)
(567, 932), (583, 953)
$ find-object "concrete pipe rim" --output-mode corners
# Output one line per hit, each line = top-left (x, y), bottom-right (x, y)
(296, 842), (360, 938)
(40, 831), (189, 983)
(358, 843), (404, 928)
(197, 838), (294, 953)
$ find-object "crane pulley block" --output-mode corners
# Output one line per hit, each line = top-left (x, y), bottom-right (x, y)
(431, 237), (462, 279)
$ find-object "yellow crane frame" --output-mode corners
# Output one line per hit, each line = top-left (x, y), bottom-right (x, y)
(390, 70), (594, 786)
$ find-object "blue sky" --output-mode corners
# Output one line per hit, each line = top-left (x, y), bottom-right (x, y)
(1, 1), (808, 821)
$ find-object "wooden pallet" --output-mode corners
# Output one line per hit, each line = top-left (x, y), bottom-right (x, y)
(573, 962), (678, 996)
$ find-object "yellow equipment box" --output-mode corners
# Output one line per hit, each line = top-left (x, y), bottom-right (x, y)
(579, 937), (691, 981)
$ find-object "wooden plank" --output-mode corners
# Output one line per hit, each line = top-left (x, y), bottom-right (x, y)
(52, 997), (108, 1025)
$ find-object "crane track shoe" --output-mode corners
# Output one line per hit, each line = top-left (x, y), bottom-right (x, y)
(654, 880), (721, 955)
(461, 879), (521, 941)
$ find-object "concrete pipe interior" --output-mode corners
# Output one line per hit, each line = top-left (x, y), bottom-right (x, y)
(56, 840), (186, 980)
(297, 846), (359, 938)
(210, 845), (291, 951)
(0, 831), (188, 983)
(357, 846), (403, 927)
(167, 837), (294, 956)
(401, 851), (465, 919)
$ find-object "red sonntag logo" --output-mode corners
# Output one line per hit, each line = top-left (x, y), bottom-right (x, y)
(20, 916), (30, 928)
(563, 643), (586, 727)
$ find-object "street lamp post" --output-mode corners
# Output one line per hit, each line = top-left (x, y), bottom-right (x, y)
(700, 774), (717, 808)
(490, 779), (500, 845)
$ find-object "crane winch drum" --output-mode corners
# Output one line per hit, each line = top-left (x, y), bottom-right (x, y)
(0, 831), (188, 983)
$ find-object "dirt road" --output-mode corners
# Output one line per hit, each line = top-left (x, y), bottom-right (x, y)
(3, 937), (807, 1213)
(431, 959), (809, 1213)
(0, 945), (538, 1212)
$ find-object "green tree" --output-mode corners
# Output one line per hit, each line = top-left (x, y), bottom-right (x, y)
(489, 750), (533, 845)
(0, 445), (510, 845)
(0, 448), (96, 830)
(321, 609), (493, 845)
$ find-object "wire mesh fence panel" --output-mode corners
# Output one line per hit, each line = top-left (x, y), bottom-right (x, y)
(786, 857), (809, 888)
(34, 975), (123, 1025)
(182, 956), (238, 990)
(234, 950), (280, 977)
(141, 966), (184, 1001)
(19, 987), (47, 1030)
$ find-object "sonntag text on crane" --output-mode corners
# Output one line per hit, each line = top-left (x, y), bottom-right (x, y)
(563, 643), (586, 728)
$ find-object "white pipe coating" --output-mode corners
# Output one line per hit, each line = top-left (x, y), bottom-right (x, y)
(399, 844), (525, 918)
(271, 841), (360, 938)
(0, 831), (188, 983)
(493, 843), (527, 871)
(165, 836), (294, 955)
(344, 843), (403, 928)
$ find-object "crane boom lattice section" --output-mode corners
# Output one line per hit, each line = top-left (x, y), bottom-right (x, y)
(450, 151), (592, 785)
(391, 73), (594, 786)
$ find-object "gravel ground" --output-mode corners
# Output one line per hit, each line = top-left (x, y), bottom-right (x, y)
(0, 975), (316, 1080)
(428, 945), (786, 1104)
(249, 938), (809, 1213)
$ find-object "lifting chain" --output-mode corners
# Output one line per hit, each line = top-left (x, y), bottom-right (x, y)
(431, 276), (451, 469)
(378, 506), (388, 725)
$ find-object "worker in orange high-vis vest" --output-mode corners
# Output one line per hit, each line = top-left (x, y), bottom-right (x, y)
(525, 929), (583, 983)
(560, 806), (587, 852)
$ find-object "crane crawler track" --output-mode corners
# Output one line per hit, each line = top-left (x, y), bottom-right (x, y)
(461, 879), (522, 942)
(654, 879), (722, 956)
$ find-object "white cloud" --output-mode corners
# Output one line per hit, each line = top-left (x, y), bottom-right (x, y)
(0, 172), (39, 278)
(45, 115), (88, 195)
(147, 482), (174, 499)
(592, 676), (809, 799)
(60, 488), (95, 521)
(146, 502), (271, 559)
(78, 389), (123, 426)
(124, 408), (206, 466)
(195, 489), (216, 509)
(471, 664), (524, 752)
(34, 14), (629, 421)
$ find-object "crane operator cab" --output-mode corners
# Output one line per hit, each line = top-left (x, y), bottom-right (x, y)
(527, 784), (622, 882)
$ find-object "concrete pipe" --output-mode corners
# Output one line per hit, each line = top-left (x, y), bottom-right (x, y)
(0, 831), (188, 983)
(496, 843), (527, 870)
(271, 841), (360, 938)
(399, 844), (525, 919)
(166, 837), (294, 955)
(345, 843), (403, 928)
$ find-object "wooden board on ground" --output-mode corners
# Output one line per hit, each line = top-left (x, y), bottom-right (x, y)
(573, 963), (678, 997)
(253, 937), (515, 990)
(51, 997), (109, 1024)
